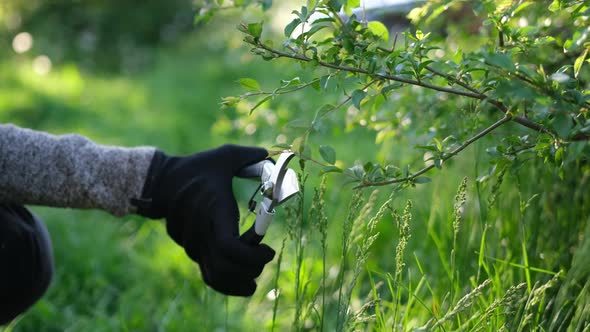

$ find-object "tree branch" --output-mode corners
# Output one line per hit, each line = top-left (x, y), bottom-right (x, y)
(354, 115), (513, 188)
(424, 65), (554, 137)
(570, 132), (590, 141)
(255, 41), (554, 137)
(255, 42), (484, 99)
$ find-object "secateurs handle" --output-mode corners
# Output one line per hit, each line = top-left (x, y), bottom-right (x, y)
(236, 152), (299, 245)
(239, 198), (274, 245)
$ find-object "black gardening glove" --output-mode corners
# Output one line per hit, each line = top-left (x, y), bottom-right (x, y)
(132, 144), (276, 296)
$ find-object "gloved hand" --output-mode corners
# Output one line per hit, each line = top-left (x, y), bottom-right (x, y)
(132, 144), (276, 296)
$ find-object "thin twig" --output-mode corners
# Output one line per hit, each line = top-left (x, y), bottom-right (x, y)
(425, 65), (481, 95)
(296, 153), (357, 180)
(570, 132), (590, 141)
(314, 78), (379, 125)
(241, 78), (320, 98)
(355, 115), (513, 188)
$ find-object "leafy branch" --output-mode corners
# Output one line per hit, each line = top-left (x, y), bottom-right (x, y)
(228, 0), (589, 189)
(252, 40), (484, 99)
(355, 114), (513, 188)
(244, 33), (559, 141)
(423, 65), (555, 138)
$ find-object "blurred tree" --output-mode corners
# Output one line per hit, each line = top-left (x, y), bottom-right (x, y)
(1, 0), (195, 72)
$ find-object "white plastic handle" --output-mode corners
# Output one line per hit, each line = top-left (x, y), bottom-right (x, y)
(254, 198), (274, 236)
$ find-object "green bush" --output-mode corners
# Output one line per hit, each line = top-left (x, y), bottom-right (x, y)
(1, 0), (589, 331)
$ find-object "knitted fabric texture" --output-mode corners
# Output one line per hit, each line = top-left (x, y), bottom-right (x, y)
(0, 124), (155, 216)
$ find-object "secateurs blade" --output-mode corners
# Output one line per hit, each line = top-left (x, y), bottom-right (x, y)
(237, 151), (299, 245)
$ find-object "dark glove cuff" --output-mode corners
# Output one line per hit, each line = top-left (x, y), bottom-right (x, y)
(131, 150), (167, 218)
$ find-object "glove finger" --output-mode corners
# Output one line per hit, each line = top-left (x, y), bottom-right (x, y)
(214, 144), (269, 173)
(201, 267), (257, 297)
(210, 191), (276, 266)
(218, 236), (276, 267)
(201, 242), (269, 279)
(211, 279), (257, 297)
(198, 242), (259, 296)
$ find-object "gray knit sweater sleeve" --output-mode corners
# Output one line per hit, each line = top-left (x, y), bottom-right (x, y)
(0, 124), (155, 216)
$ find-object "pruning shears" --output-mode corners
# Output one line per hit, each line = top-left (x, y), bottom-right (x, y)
(237, 151), (299, 245)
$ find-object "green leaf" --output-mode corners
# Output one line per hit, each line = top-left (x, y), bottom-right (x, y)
(555, 146), (564, 166)
(320, 75), (331, 91)
(486, 146), (501, 157)
(552, 114), (572, 138)
(434, 159), (442, 169)
(414, 177), (432, 184)
(513, 1), (533, 15)
(363, 162), (375, 173)
(247, 22), (263, 39)
(485, 53), (516, 72)
(250, 95), (272, 114)
(418, 60), (435, 73)
(415, 30), (430, 41)
(284, 18), (301, 37)
(534, 141), (551, 151)
(194, 10), (214, 25)
(574, 47), (589, 79)
(286, 119), (310, 129)
(280, 77), (301, 88)
(372, 93), (385, 112)
(351, 89), (367, 110)
(320, 165), (342, 175)
(316, 104), (335, 118)
(384, 165), (401, 177)
(239, 78), (261, 91)
(299, 6), (308, 20)
(425, 4), (449, 24)
(442, 135), (458, 146)
(311, 79), (321, 92)
(349, 164), (365, 179)
(564, 38), (573, 51)
(368, 21), (389, 41)
(416, 144), (438, 152)
(292, 136), (307, 155)
(220, 96), (240, 108)
(273, 143), (292, 149)
(346, 0), (360, 8)
(319, 145), (336, 164)
(304, 23), (330, 38)
(260, 0), (272, 11)
(381, 83), (403, 94)
(433, 137), (442, 151)
(344, 0), (360, 15)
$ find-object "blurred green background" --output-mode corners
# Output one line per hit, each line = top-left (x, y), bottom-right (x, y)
(1, 0), (588, 331)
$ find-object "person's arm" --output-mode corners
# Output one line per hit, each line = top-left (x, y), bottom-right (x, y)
(0, 123), (275, 296)
(0, 124), (154, 216)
